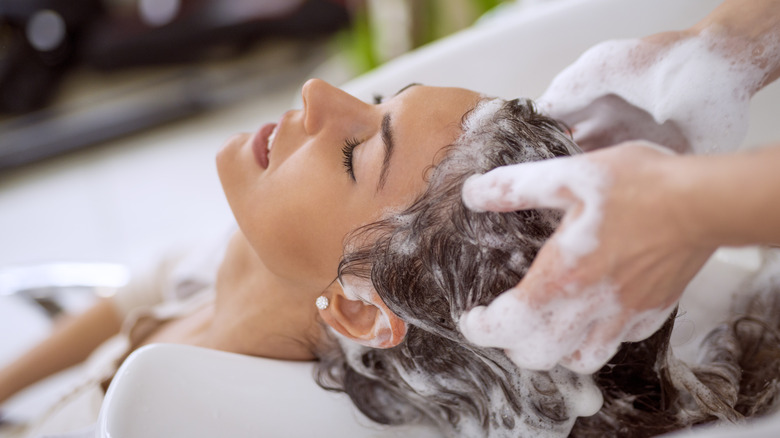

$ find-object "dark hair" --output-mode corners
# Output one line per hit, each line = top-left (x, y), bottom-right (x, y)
(314, 98), (780, 437)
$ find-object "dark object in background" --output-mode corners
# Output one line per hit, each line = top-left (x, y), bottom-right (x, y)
(0, 0), (350, 114)
(86, 0), (350, 70)
(0, 0), (102, 113)
(0, 0), (349, 171)
(0, 47), (324, 171)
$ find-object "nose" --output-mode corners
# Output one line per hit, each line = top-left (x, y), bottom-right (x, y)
(302, 79), (369, 135)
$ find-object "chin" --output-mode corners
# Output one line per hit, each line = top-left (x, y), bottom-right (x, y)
(217, 133), (255, 199)
(216, 133), (249, 174)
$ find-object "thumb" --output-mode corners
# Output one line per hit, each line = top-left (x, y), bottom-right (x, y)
(458, 249), (563, 357)
(458, 286), (536, 347)
(458, 270), (584, 371)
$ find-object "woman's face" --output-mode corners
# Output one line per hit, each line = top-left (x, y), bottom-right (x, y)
(217, 79), (481, 290)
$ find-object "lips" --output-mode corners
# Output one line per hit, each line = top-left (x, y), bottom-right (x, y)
(252, 122), (277, 169)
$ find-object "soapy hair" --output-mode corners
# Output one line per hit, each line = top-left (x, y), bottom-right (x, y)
(314, 98), (780, 437)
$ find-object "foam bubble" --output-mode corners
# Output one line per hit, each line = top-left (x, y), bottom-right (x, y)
(451, 98), (506, 170)
(462, 98), (504, 136)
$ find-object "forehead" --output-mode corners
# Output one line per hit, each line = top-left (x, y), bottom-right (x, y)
(377, 85), (482, 202)
(393, 85), (482, 118)
(392, 85), (483, 155)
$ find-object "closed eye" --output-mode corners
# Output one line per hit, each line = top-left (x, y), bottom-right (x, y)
(341, 137), (361, 182)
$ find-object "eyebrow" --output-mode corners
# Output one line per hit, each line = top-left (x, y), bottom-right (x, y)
(377, 113), (394, 192)
(394, 82), (420, 96)
(375, 84), (419, 191)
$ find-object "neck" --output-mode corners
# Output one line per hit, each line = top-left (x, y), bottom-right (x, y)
(202, 231), (324, 360)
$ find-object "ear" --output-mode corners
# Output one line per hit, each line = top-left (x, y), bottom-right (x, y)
(318, 276), (407, 348)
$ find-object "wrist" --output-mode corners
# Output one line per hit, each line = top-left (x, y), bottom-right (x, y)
(671, 147), (780, 250)
(692, 0), (780, 93)
(693, 0), (780, 40)
(662, 155), (724, 252)
(0, 374), (17, 405)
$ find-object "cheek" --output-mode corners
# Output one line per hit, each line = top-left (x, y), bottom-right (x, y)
(248, 203), (356, 285)
(240, 166), (360, 283)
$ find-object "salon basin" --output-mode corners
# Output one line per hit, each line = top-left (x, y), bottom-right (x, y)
(101, 341), (780, 438)
(98, 344), (438, 438)
(95, 0), (780, 436)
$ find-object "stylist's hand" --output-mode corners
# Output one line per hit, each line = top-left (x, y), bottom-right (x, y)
(539, 32), (692, 152)
(537, 21), (775, 155)
(458, 142), (716, 374)
(538, 31), (693, 153)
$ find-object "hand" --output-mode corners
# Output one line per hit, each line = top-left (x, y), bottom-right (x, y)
(458, 142), (716, 374)
(545, 94), (690, 154)
(537, 29), (760, 154)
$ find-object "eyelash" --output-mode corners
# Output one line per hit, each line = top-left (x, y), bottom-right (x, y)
(341, 95), (381, 181)
(341, 137), (361, 181)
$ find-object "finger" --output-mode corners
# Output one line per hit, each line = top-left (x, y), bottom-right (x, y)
(459, 284), (572, 371)
(623, 304), (676, 342)
(459, 290), (533, 347)
(538, 39), (637, 117)
(461, 291), (576, 371)
(560, 317), (626, 374)
(460, 257), (587, 370)
(462, 159), (584, 213)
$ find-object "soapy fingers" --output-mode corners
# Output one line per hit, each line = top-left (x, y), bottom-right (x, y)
(459, 143), (712, 373)
(549, 94), (691, 154)
(536, 32), (696, 153)
(459, 242), (631, 374)
(463, 156), (607, 267)
(538, 14), (780, 155)
(462, 159), (580, 212)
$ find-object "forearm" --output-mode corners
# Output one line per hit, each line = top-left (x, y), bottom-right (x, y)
(692, 0), (780, 92)
(675, 144), (780, 249)
(0, 298), (122, 403)
(695, 0), (780, 43)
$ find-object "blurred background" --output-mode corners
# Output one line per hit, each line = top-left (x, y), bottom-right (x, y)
(0, 0), (524, 263)
(0, 0), (514, 170)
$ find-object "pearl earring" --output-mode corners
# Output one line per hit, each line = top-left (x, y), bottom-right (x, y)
(315, 296), (329, 310)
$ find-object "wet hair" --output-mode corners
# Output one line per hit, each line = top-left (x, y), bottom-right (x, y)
(314, 98), (780, 437)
